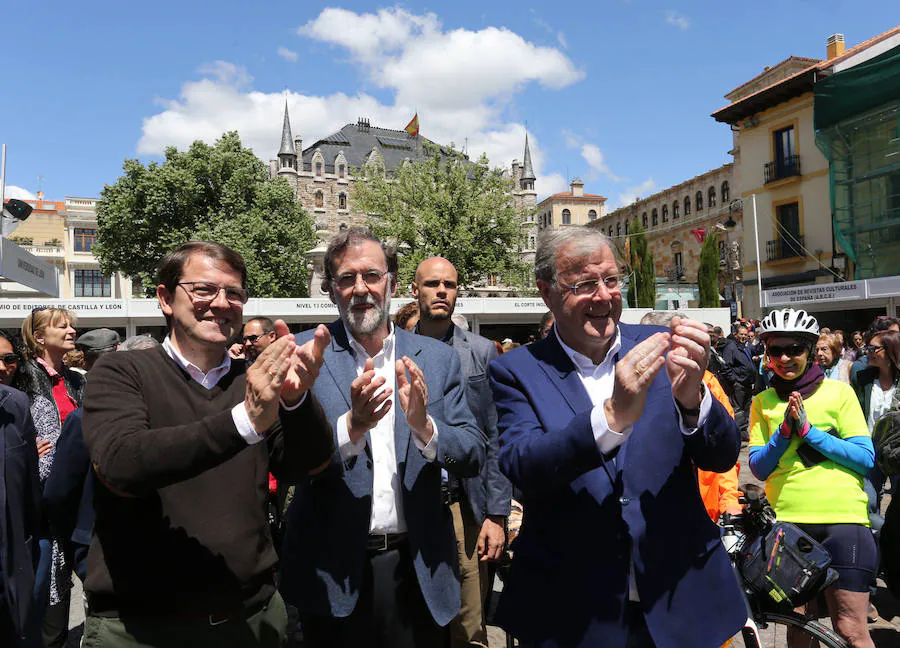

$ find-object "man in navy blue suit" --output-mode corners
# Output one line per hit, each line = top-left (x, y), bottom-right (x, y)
(280, 228), (485, 648)
(0, 384), (41, 647)
(489, 226), (745, 648)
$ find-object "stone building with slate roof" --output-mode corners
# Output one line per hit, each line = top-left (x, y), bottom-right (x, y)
(269, 103), (538, 295)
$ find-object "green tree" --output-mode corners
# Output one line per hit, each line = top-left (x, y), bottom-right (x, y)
(94, 131), (316, 297)
(351, 143), (528, 289)
(697, 229), (720, 307)
(627, 218), (656, 308)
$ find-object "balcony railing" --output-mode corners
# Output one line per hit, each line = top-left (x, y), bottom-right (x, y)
(766, 236), (805, 261)
(23, 245), (65, 258)
(666, 265), (685, 281)
(764, 155), (801, 183)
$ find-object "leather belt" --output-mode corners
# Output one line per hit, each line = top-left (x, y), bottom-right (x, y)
(367, 532), (407, 553)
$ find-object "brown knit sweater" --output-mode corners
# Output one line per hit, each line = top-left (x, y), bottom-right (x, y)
(82, 346), (333, 616)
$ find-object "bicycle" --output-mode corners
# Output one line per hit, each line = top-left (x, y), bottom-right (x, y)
(721, 484), (848, 648)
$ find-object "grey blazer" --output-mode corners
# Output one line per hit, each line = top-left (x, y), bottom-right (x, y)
(451, 326), (511, 521)
(280, 322), (486, 626)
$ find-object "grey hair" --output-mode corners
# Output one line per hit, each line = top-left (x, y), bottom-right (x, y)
(639, 310), (687, 327)
(534, 227), (619, 283)
(118, 334), (161, 352)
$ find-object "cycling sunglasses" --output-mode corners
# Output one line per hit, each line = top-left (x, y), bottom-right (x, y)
(766, 343), (807, 358)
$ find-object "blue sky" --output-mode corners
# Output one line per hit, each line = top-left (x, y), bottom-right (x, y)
(2, 1), (896, 207)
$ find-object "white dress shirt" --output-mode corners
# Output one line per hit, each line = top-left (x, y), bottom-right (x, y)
(553, 326), (712, 452)
(335, 323), (438, 534)
(163, 336), (265, 445)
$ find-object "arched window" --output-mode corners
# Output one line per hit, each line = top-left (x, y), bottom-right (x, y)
(673, 201), (680, 219)
(315, 191), (323, 208)
(684, 196), (691, 215)
(338, 193), (347, 210)
(616, 222), (621, 236)
(315, 162), (323, 176)
(695, 191), (703, 211)
(625, 221), (630, 235)
(338, 164), (345, 178)
(651, 208), (658, 226)
(662, 205), (669, 222)
(562, 209), (571, 225)
(642, 213), (648, 228)
(708, 186), (716, 207)
(588, 209), (597, 221)
(721, 181), (730, 202)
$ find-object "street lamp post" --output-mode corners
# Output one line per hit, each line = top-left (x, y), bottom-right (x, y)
(716, 209), (739, 318)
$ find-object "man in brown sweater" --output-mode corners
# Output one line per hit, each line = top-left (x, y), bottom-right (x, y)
(81, 241), (334, 648)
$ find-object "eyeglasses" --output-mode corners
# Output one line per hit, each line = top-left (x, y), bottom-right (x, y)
(557, 275), (621, 298)
(176, 282), (248, 305)
(766, 343), (807, 358)
(334, 270), (388, 290)
(242, 334), (261, 344)
(0, 353), (18, 364)
(865, 344), (886, 354)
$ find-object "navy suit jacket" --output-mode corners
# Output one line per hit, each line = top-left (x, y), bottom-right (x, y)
(43, 408), (94, 581)
(280, 322), (486, 626)
(0, 385), (41, 643)
(489, 324), (745, 648)
(450, 326), (511, 522)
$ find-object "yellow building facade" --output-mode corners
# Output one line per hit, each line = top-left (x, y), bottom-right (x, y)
(536, 179), (606, 234)
(2, 195), (132, 299)
(713, 29), (900, 318)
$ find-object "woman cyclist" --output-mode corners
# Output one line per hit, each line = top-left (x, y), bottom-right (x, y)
(748, 308), (876, 648)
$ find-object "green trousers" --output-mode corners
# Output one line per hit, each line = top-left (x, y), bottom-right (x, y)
(81, 592), (287, 648)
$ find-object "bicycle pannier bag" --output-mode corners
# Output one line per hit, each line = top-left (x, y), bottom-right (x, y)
(739, 521), (831, 607)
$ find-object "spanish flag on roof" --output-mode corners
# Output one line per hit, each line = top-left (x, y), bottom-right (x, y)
(404, 113), (419, 138)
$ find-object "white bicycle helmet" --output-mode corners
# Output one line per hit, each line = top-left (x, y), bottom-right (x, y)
(758, 308), (820, 343)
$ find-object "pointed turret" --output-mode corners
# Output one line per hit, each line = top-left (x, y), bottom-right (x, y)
(279, 102), (296, 155)
(520, 132), (535, 191)
(277, 101), (298, 175)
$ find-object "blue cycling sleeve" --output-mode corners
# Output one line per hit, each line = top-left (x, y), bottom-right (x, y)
(802, 426), (874, 476)
(748, 433), (791, 481)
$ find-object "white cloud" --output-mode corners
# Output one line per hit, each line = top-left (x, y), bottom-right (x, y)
(665, 11), (690, 30)
(580, 144), (622, 182)
(531, 14), (568, 50)
(299, 7), (439, 60)
(277, 46), (298, 62)
(196, 60), (251, 88)
(615, 178), (657, 208)
(537, 173), (569, 201)
(4, 186), (37, 200)
(300, 7), (583, 116)
(138, 7), (582, 196)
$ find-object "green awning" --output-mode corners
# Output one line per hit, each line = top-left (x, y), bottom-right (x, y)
(815, 44), (900, 131)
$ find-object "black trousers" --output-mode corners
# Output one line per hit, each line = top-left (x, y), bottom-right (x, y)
(301, 540), (445, 648)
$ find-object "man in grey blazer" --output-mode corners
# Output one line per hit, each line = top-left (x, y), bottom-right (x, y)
(412, 257), (510, 648)
(280, 228), (486, 648)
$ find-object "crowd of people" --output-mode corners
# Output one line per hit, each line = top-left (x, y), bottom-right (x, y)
(1, 224), (900, 647)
